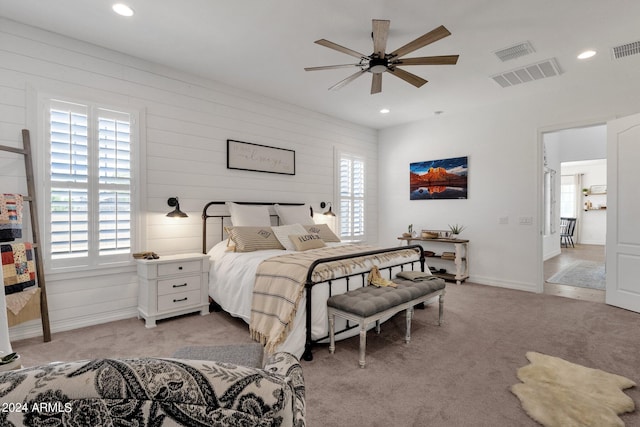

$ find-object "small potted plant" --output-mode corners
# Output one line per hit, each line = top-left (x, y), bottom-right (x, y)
(448, 224), (466, 238)
(582, 188), (589, 195)
(403, 224), (413, 238)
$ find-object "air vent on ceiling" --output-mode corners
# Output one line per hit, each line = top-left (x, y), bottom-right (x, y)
(494, 41), (535, 62)
(491, 58), (562, 88)
(612, 40), (640, 59)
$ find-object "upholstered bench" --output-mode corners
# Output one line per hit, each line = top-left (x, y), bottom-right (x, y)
(327, 277), (445, 368)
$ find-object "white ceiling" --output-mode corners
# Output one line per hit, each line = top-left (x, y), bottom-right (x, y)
(2, 0), (640, 129)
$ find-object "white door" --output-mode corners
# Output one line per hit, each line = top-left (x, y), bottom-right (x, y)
(606, 113), (640, 313)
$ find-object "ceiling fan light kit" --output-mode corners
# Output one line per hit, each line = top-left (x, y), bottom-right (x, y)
(305, 19), (459, 94)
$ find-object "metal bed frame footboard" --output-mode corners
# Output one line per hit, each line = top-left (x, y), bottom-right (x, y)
(301, 244), (425, 361)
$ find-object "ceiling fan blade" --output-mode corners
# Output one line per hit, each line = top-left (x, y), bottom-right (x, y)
(389, 25), (452, 59)
(388, 67), (428, 88)
(372, 19), (390, 57)
(315, 39), (367, 59)
(371, 73), (382, 94)
(328, 69), (368, 91)
(395, 55), (459, 66)
(305, 64), (363, 71)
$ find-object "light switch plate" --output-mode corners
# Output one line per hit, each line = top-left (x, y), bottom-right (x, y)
(519, 216), (533, 225)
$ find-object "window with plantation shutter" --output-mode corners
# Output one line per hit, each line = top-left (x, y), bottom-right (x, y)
(338, 152), (365, 241)
(45, 99), (137, 269)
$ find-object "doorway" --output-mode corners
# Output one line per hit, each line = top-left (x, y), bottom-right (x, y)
(541, 124), (606, 302)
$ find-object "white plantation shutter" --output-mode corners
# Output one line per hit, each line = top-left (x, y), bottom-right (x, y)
(339, 153), (365, 241)
(50, 104), (89, 258)
(97, 112), (131, 255)
(46, 99), (135, 268)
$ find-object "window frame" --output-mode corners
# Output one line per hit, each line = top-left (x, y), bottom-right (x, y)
(40, 95), (141, 273)
(335, 149), (366, 242)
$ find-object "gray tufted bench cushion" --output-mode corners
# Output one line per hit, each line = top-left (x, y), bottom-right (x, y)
(327, 276), (445, 368)
(172, 343), (265, 368)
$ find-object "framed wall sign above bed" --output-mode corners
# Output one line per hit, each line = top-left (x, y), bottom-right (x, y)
(227, 139), (295, 175)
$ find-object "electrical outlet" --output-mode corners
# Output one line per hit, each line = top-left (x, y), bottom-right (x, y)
(499, 216), (509, 225)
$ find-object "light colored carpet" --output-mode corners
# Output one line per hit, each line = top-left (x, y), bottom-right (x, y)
(11, 283), (640, 426)
(547, 260), (606, 289)
(512, 352), (636, 427)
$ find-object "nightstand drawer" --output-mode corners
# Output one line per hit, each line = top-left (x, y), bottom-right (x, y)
(157, 260), (201, 277)
(157, 290), (201, 312)
(157, 275), (201, 296)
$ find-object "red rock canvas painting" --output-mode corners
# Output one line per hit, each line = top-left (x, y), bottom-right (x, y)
(410, 156), (468, 200)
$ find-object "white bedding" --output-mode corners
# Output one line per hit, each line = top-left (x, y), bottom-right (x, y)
(208, 241), (421, 358)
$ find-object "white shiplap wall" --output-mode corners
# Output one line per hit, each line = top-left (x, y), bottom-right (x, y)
(0, 18), (378, 340)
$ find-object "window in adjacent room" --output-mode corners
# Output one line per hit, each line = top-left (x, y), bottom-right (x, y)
(43, 98), (138, 270)
(337, 151), (365, 241)
(560, 174), (578, 218)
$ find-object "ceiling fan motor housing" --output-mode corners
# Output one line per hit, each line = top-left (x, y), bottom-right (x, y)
(368, 57), (389, 73)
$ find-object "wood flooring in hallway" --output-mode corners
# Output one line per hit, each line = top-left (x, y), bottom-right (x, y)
(543, 244), (605, 303)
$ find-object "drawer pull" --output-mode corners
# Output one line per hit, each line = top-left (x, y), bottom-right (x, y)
(173, 283), (187, 288)
(178, 266), (183, 270)
(173, 297), (188, 303)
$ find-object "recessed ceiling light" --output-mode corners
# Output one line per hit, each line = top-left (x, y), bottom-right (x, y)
(112, 3), (134, 17)
(577, 50), (596, 59)
(380, 108), (390, 114)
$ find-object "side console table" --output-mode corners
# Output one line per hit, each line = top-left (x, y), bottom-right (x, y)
(398, 237), (469, 284)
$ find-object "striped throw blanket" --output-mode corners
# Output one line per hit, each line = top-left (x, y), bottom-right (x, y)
(250, 244), (419, 353)
(0, 193), (23, 241)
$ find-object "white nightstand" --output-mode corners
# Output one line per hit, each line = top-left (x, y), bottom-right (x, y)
(136, 253), (210, 328)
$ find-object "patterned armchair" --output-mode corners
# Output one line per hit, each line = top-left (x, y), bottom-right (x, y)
(0, 352), (305, 427)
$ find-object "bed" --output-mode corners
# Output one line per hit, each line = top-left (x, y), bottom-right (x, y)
(202, 201), (425, 361)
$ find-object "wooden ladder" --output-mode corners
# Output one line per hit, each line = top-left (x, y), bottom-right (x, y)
(0, 129), (51, 342)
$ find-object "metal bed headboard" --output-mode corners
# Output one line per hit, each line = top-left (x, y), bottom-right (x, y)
(201, 201), (309, 254)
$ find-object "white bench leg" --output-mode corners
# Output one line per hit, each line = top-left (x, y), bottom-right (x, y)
(328, 312), (336, 354)
(438, 293), (445, 326)
(359, 321), (367, 368)
(405, 306), (413, 343)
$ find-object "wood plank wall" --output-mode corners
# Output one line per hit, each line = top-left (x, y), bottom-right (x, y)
(0, 18), (378, 340)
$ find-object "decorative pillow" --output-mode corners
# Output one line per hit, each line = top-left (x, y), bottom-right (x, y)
(303, 223), (341, 242)
(271, 223), (308, 251)
(226, 202), (271, 226)
(274, 204), (314, 225)
(225, 226), (284, 252)
(289, 234), (326, 251)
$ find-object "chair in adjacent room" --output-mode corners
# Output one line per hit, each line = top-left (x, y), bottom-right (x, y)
(560, 217), (577, 248)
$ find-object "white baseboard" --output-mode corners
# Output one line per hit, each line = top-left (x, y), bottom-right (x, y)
(9, 308), (139, 342)
(544, 248), (562, 261)
(578, 240), (606, 246)
(468, 275), (540, 293)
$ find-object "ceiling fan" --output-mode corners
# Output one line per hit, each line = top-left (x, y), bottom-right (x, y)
(304, 20), (459, 94)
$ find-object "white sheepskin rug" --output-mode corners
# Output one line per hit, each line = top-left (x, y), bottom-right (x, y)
(511, 352), (636, 427)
